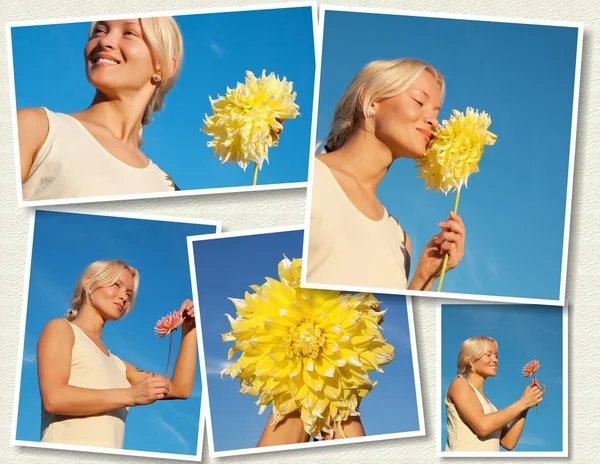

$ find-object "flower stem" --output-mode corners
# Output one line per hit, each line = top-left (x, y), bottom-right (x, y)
(165, 331), (173, 378)
(252, 163), (259, 186)
(533, 373), (538, 414)
(436, 188), (462, 292)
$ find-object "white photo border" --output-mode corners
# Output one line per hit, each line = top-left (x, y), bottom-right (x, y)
(10, 208), (222, 460)
(187, 225), (425, 458)
(299, 4), (584, 307)
(435, 299), (569, 458)
(7, 1), (318, 208)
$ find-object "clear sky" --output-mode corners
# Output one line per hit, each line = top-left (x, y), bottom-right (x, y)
(10, 6), (315, 189)
(192, 229), (420, 452)
(15, 210), (217, 456)
(440, 304), (564, 452)
(315, 10), (580, 301)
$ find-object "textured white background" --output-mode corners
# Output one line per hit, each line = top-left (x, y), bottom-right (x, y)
(0, 0), (596, 462)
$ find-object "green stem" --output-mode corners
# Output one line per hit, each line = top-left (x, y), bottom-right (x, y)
(436, 188), (462, 292)
(252, 163), (259, 186)
(165, 331), (173, 378)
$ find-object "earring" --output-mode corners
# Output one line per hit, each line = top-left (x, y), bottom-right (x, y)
(152, 75), (162, 83)
(367, 108), (375, 118)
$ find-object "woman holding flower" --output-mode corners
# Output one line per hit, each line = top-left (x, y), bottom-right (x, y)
(445, 336), (545, 452)
(306, 59), (466, 291)
(37, 260), (196, 449)
(18, 17), (183, 202)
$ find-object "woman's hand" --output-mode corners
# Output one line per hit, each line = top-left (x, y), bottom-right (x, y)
(178, 299), (196, 332)
(129, 376), (171, 406)
(518, 378), (546, 410)
(411, 212), (466, 288)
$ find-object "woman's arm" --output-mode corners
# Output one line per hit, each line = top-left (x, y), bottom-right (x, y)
(124, 299), (197, 400)
(257, 411), (310, 446)
(38, 319), (169, 416)
(499, 379), (546, 450)
(447, 377), (542, 438)
(408, 212), (466, 291)
(17, 108), (49, 182)
(323, 416), (365, 440)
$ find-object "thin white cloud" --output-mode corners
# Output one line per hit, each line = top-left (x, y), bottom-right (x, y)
(204, 356), (232, 375)
(23, 350), (36, 364)
(158, 416), (188, 450)
(210, 42), (225, 57)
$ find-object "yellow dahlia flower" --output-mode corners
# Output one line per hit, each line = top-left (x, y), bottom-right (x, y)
(417, 107), (497, 194)
(201, 70), (300, 173)
(220, 257), (394, 439)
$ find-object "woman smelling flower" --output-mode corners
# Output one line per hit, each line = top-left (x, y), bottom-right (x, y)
(305, 58), (466, 292)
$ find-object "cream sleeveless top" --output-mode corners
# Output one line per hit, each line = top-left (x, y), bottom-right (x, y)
(22, 108), (176, 202)
(41, 320), (131, 448)
(445, 382), (502, 452)
(306, 158), (409, 289)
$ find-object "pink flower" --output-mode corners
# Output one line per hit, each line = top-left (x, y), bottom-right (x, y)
(522, 360), (541, 377)
(154, 311), (184, 338)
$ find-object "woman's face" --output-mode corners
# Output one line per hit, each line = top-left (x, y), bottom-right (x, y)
(371, 70), (442, 160)
(84, 19), (156, 97)
(88, 268), (134, 321)
(470, 340), (499, 378)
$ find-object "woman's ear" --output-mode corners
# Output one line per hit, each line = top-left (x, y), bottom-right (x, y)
(82, 276), (92, 296)
(167, 56), (178, 79)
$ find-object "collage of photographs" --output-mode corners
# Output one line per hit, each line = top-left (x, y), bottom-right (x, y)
(5, 2), (580, 461)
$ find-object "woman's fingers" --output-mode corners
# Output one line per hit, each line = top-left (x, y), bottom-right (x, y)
(438, 218), (465, 236)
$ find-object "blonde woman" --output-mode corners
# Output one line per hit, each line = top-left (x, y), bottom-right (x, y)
(37, 260), (196, 448)
(306, 59), (466, 291)
(18, 18), (183, 201)
(445, 336), (545, 452)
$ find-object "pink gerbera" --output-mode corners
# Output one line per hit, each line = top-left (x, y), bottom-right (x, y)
(522, 360), (541, 377)
(154, 311), (184, 338)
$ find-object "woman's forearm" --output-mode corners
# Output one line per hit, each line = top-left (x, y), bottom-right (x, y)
(257, 411), (309, 446)
(42, 385), (132, 416)
(472, 401), (526, 438)
(168, 327), (197, 399)
(408, 272), (435, 291)
(500, 410), (528, 450)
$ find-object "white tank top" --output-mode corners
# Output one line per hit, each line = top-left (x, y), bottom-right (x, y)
(40, 320), (131, 448)
(445, 381), (502, 452)
(306, 158), (409, 289)
(22, 108), (176, 202)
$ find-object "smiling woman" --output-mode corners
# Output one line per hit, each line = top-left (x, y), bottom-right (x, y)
(37, 260), (197, 449)
(305, 59), (466, 292)
(445, 336), (545, 452)
(18, 17), (183, 202)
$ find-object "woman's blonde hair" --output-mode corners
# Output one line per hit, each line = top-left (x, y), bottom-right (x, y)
(323, 58), (445, 152)
(456, 336), (498, 377)
(65, 260), (140, 321)
(88, 17), (184, 145)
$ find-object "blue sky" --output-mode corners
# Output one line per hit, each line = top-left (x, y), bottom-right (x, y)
(192, 229), (420, 452)
(315, 11), (580, 301)
(15, 210), (217, 455)
(440, 304), (564, 452)
(10, 6), (315, 189)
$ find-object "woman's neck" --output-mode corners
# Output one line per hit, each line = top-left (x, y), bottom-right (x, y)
(78, 92), (151, 147)
(73, 304), (106, 339)
(323, 129), (394, 194)
(465, 372), (486, 391)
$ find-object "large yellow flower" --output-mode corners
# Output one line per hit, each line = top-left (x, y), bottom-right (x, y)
(416, 107), (497, 194)
(220, 257), (394, 439)
(201, 70), (300, 171)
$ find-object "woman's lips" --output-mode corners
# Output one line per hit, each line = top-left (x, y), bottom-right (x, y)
(416, 128), (432, 142)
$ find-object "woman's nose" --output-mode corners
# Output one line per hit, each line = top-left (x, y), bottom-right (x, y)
(97, 33), (117, 50)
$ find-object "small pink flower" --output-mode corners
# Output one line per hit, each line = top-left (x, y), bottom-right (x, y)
(154, 311), (184, 338)
(522, 360), (541, 377)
